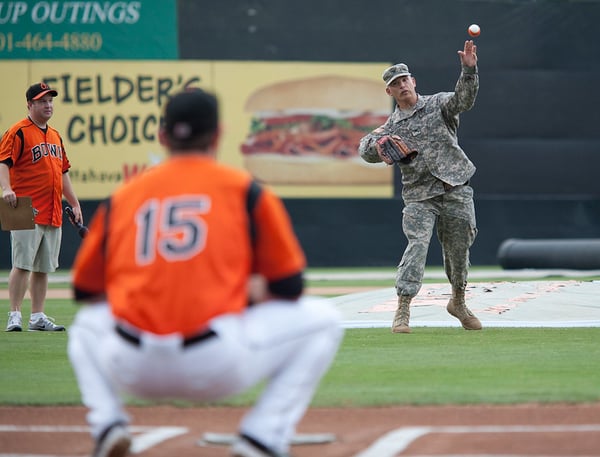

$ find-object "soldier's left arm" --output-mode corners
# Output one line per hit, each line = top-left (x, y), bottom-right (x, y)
(444, 40), (479, 117)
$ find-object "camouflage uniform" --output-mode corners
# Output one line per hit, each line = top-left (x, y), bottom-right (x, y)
(359, 65), (478, 298)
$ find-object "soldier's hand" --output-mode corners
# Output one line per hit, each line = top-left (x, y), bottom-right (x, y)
(458, 40), (477, 67)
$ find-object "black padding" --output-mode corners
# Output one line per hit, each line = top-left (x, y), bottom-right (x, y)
(498, 238), (600, 270)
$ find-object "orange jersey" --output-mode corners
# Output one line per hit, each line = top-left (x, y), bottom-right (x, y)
(0, 117), (71, 227)
(72, 155), (306, 336)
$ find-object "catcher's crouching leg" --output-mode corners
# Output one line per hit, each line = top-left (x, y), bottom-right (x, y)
(392, 295), (412, 334)
(446, 287), (482, 330)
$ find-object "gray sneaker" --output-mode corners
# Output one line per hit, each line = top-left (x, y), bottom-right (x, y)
(93, 423), (131, 457)
(6, 313), (22, 332)
(28, 314), (66, 332)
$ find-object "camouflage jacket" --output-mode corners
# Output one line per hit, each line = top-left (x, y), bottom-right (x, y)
(359, 65), (478, 202)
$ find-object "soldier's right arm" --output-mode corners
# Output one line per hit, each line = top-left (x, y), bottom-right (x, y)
(359, 123), (392, 163)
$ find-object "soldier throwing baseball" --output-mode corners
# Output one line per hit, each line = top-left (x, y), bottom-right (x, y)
(359, 40), (482, 334)
(67, 89), (343, 457)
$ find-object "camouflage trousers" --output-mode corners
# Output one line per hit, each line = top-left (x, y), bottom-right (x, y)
(396, 185), (478, 297)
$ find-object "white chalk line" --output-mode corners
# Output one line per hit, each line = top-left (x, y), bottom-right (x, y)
(343, 319), (600, 328)
(0, 425), (188, 455)
(2, 423), (600, 457)
(354, 424), (600, 457)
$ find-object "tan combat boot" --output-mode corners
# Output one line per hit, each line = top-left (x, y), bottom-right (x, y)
(446, 287), (482, 330)
(392, 295), (412, 334)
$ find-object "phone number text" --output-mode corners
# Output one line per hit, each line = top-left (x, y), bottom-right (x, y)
(0, 32), (102, 54)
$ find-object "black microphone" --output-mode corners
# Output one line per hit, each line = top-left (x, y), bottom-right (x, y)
(65, 206), (89, 238)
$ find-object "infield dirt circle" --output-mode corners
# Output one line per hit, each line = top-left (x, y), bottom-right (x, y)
(2, 403), (600, 456)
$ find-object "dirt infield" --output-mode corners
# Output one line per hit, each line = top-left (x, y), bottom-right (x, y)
(2, 403), (600, 456)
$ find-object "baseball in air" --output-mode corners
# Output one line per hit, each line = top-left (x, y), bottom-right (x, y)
(468, 24), (480, 37)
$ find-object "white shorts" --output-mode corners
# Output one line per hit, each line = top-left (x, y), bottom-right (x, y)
(11, 224), (61, 273)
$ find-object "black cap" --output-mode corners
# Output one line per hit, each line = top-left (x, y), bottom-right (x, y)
(164, 88), (218, 142)
(26, 82), (58, 101)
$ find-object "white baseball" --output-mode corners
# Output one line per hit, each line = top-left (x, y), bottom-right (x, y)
(468, 24), (480, 37)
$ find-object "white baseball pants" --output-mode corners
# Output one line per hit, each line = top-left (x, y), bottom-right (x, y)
(67, 297), (343, 454)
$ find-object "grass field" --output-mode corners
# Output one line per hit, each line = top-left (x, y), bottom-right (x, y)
(1, 267), (599, 407)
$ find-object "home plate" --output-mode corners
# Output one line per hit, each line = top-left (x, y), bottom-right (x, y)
(198, 432), (336, 446)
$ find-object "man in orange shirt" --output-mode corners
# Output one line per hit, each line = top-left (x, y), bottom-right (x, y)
(0, 82), (83, 332)
(67, 89), (343, 457)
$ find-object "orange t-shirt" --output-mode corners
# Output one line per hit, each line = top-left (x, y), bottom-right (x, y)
(0, 118), (71, 227)
(72, 155), (306, 336)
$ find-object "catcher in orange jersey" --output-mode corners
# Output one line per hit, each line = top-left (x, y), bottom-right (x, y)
(67, 89), (343, 457)
(0, 82), (83, 332)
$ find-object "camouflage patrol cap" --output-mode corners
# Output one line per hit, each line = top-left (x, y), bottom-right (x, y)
(382, 63), (411, 86)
